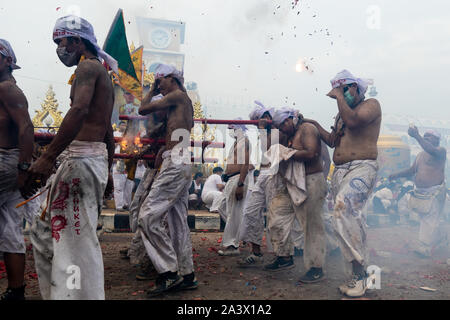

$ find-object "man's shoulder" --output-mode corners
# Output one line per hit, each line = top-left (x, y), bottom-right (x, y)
(300, 122), (319, 134)
(361, 98), (381, 111)
(76, 59), (103, 77)
(0, 80), (25, 101)
(0, 80), (18, 93)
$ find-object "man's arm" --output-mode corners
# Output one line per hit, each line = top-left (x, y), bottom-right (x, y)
(42, 61), (97, 162)
(139, 91), (181, 115)
(236, 138), (251, 200)
(321, 141), (331, 176)
(409, 127), (446, 159)
(291, 124), (321, 162)
(335, 96), (381, 130)
(104, 124), (115, 171)
(389, 158), (417, 180)
(0, 83), (34, 165)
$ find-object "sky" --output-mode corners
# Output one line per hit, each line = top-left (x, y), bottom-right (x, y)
(2, 0), (450, 130)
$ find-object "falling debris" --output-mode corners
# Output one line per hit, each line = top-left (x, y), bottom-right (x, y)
(420, 287), (437, 292)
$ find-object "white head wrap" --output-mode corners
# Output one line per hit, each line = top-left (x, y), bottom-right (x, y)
(273, 107), (297, 127)
(424, 129), (441, 140)
(53, 15), (118, 74)
(228, 117), (248, 132)
(0, 39), (20, 70)
(154, 63), (185, 85)
(249, 101), (275, 120)
(331, 69), (368, 100)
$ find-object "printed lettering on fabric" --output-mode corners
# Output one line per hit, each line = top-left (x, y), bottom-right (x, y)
(72, 178), (81, 236)
(51, 181), (70, 211)
(52, 215), (68, 242)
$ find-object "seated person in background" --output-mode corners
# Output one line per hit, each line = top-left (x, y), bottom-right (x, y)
(201, 167), (225, 213)
(189, 172), (204, 210)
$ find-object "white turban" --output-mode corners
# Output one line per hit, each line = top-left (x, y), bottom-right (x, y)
(424, 129), (441, 140)
(331, 69), (368, 100)
(228, 117), (248, 132)
(154, 63), (185, 85)
(249, 101), (275, 120)
(273, 107), (297, 127)
(53, 15), (119, 74)
(0, 39), (20, 70)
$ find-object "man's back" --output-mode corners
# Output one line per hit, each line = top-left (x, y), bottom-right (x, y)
(293, 122), (324, 175)
(165, 90), (194, 151)
(334, 98), (382, 165)
(0, 80), (28, 148)
(203, 174), (222, 194)
(70, 59), (114, 143)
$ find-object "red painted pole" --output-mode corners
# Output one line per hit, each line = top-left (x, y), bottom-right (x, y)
(114, 154), (218, 163)
(34, 134), (225, 149)
(119, 116), (272, 126)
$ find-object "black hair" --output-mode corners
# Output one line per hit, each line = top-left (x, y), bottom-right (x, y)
(213, 167), (224, 174)
(254, 170), (260, 177)
(194, 172), (203, 180)
(67, 37), (98, 56)
(167, 75), (187, 92)
(0, 55), (13, 74)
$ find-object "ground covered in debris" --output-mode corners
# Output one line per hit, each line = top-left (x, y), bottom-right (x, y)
(1, 224), (449, 300)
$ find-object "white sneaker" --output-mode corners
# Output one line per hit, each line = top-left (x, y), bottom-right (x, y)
(341, 274), (369, 298)
(218, 247), (240, 256)
(237, 253), (264, 268)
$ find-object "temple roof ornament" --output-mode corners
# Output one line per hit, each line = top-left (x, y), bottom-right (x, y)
(32, 86), (64, 131)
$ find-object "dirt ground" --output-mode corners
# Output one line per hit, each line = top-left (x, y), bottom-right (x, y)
(1, 224), (449, 300)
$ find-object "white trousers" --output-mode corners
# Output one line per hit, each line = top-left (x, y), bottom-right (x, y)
(202, 190), (224, 213)
(138, 153), (194, 276)
(113, 173), (134, 210)
(221, 175), (249, 249)
(31, 141), (108, 300)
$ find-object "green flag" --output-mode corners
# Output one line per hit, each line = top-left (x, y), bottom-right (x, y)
(103, 9), (138, 80)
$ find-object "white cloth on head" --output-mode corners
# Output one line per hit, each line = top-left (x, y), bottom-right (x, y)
(249, 101), (275, 120)
(330, 69), (368, 100)
(153, 63), (184, 85)
(0, 39), (20, 70)
(272, 107), (296, 128)
(53, 15), (118, 74)
(424, 129), (441, 140)
(138, 151), (194, 276)
(265, 144), (307, 206)
(30, 140), (108, 300)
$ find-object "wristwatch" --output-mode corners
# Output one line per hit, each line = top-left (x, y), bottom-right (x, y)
(238, 182), (245, 188)
(18, 162), (31, 172)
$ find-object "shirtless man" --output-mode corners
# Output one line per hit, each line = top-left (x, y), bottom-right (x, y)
(24, 16), (116, 300)
(265, 108), (328, 283)
(306, 70), (381, 297)
(0, 39), (34, 301)
(390, 128), (447, 257)
(217, 120), (252, 256)
(138, 64), (197, 296)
